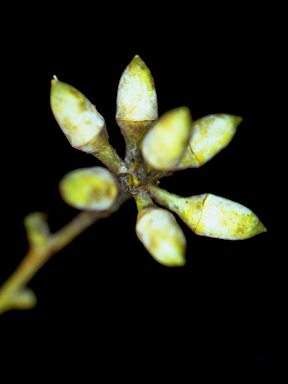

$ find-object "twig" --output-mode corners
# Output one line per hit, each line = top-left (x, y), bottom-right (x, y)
(0, 194), (129, 315)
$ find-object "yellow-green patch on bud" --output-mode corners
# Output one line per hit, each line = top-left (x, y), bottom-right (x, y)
(176, 114), (242, 170)
(142, 107), (192, 171)
(136, 207), (186, 267)
(148, 186), (267, 240)
(59, 167), (119, 211)
(51, 76), (106, 153)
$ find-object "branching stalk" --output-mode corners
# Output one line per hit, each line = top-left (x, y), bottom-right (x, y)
(0, 194), (129, 315)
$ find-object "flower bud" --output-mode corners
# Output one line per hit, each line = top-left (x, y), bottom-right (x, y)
(176, 114), (242, 170)
(50, 76), (106, 153)
(59, 167), (119, 211)
(116, 55), (158, 157)
(136, 207), (186, 267)
(148, 186), (267, 240)
(116, 55), (158, 123)
(141, 107), (192, 171)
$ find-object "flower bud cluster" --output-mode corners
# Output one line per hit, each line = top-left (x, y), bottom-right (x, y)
(51, 55), (266, 267)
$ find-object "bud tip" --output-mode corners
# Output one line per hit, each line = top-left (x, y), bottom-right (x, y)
(52, 74), (58, 84)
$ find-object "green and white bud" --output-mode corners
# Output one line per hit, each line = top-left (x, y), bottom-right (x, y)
(141, 107), (192, 171)
(176, 114), (242, 170)
(148, 186), (267, 240)
(136, 206), (186, 267)
(51, 77), (127, 174)
(59, 167), (119, 211)
(50, 76), (107, 153)
(116, 55), (158, 161)
(116, 55), (158, 123)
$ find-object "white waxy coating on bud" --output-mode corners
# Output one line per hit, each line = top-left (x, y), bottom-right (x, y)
(177, 114), (242, 169)
(141, 107), (192, 171)
(116, 55), (158, 122)
(148, 186), (267, 240)
(50, 77), (105, 152)
(136, 207), (186, 267)
(59, 167), (119, 211)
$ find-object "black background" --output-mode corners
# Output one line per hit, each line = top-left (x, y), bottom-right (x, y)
(0, 5), (282, 376)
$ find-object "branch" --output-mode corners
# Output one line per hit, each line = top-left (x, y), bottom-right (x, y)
(0, 194), (130, 315)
